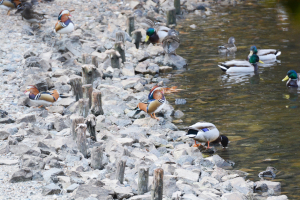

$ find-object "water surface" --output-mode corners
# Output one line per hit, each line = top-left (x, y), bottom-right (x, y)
(168, 1), (300, 198)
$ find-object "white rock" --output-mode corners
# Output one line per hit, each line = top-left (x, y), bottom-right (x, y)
(267, 195), (288, 200)
(175, 169), (200, 184)
(221, 192), (247, 200)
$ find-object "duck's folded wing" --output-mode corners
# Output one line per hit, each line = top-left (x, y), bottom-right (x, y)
(3, 1), (15, 8)
(54, 22), (64, 32)
(189, 122), (216, 130)
(37, 93), (56, 102)
(257, 49), (276, 56)
(222, 60), (252, 67)
(147, 100), (163, 113)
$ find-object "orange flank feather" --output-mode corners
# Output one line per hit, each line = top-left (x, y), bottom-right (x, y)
(138, 102), (147, 113)
(51, 90), (59, 101)
(163, 86), (182, 94)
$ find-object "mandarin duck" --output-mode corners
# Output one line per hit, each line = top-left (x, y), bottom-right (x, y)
(218, 37), (237, 53)
(186, 122), (229, 148)
(0, 0), (21, 15)
(218, 53), (263, 73)
(282, 70), (300, 87)
(24, 85), (67, 105)
(248, 46), (281, 62)
(162, 29), (180, 55)
(15, 2), (46, 29)
(134, 86), (166, 120)
(54, 9), (75, 38)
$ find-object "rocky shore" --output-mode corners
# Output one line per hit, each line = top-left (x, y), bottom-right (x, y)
(0, 0), (288, 199)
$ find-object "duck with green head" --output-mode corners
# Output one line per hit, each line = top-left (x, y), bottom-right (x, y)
(218, 53), (264, 73)
(282, 70), (300, 87)
(248, 45), (281, 62)
(145, 27), (169, 44)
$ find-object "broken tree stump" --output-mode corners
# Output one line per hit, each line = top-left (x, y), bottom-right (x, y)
(152, 168), (164, 200)
(68, 76), (83, 101)
(76, 123), (88, 158)
(138, 167), (149, 195)
(174, 0), (181, 15)
(77, 99), (89, 118)
(115, 42), (125, 63)
(85, 114), (96, 141)
(71, 115), (85, 140)
(167, 9), (176, 26)
(82, 64), (96, 85)
(91, 90), (104, 116)
(116, 158), (126, 184)
(127, 16), (135, 37)
(133, 31), (142, 49)
(82, 84), (93, 109)
(90, 146), (103, 170)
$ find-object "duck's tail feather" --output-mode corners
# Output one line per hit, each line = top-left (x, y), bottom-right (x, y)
(218, 64), (228, 72)
(186, 129), (198, 138)
(275, 51), (281, 57)
(133, 107), (142, 116)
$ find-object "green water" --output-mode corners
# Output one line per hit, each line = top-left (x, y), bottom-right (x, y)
(168, 1), (300, 198)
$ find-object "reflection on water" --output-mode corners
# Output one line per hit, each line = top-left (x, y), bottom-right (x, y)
(167, 1), (300, 199)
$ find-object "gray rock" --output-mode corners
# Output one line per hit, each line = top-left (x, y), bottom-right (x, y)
(16, 114), (36, 124)
(75, 185), (114, 199)
(266, 195), (288, 200)
(67, 183), (79, 193)
(0, 159), (18, 165)
(221, 192), (247, 200)
(174, 169), (200, 184)
(10, 169), (33, 183)
(205, 155), (232, 169)
(163, 175), (179, 197)
(173, 110), (184, 118)
(9, 144), (31, 155)
(147, 63), (159, 74)
(0, 130), (9, 140)
(42, 183), (61, 195)
(43, 168), (65, 183)
(32, 171), (44, 181)
(255, 180), (281, 193)
(71, 176), (85, 185)
(176, 155), (194, 165)
(25, 56), (51, 71)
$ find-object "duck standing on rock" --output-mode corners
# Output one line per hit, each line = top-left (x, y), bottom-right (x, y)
(134, 86), (166, 120)
(54, 9), (75, 38)
(162, 29), (180, 55)
(0, 0), (21, 15)
(186, 122), (229, 148)
(248, 46), (281, 62)
(24, 85), (67, 106)
(15, 2), (46, 29)
(282, 70), (300, 87)
(218, 37), (237, 53)
(218, 53), (263, 73)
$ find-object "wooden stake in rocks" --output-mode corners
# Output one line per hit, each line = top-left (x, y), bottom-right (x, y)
(152, 168), (164, 200)
(138, 167), (149, 195)
(76, 124), (87, 158)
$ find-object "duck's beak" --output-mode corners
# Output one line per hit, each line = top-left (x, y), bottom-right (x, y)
(145, 35), (149, 42)
(249, 50), (253, 56)
(259, 60), (264, 64)
(282, 75), (289, 82)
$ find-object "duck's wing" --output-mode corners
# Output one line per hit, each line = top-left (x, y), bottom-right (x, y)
(221, 60), (252, 67)
(219, 43), (235, 49)
(31, 11), (46, 20)
(54, 21), (64, 32)
(2, 0), (15, 8)
(162, 35), (180, 54)
(257, 49), (277, 56)
(188, 122), (216, 130)
(147, 99), (164, 113)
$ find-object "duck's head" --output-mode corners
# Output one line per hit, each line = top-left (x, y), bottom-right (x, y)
(145, 28), (155, 42)
(249, 46), (258, 56)
(15, 2), (32, 14)
(24, 85), (39, 95)
(283, 70), (298, 81)
(220, 135), (229, 148)
(228, 37), (235, 44)
(58, 9), (74, 20)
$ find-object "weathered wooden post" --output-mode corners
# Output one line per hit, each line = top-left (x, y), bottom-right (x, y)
(68, 77), (83, 101)
(76, 124), (87, 158)
(167, 9), (176, 26)
(152, 168), (164, 200)
(133, 31), (142, 49)
(115, 42), (125, 63)
(82, 53), (92, 64)
(91, 90), (104, 116)
(85, 114), (96, 141)
(116, 32), (125, 43)
(71, 116), (84, 140)
(82, 65), (96, 85)
(116, 158), (126, 184)
(138, 167), (149, 195)
(77, 99), (89, 118)
(127, 16), (135, 37)
(174, 0), (181, 15)
(82, 84), (93, 109)
(90, 146), (103, 169)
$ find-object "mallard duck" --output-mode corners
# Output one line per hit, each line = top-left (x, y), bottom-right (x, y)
(218, 54), (263, 73)
(248, 46), (281, 61)
(145, 26), (170, 44)
(15, 2), (46, 29)
(186, 122), (229, 148)
(218, 37), (237, 53)
(162, 29), (180, 55)
(134, 86), (166, 120)
(24, 85), (64, 103)
(282, 70), (300, 87)
(0, 0), (21, 15)
(54, 9), (75, 37)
